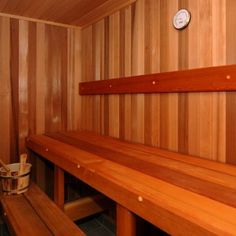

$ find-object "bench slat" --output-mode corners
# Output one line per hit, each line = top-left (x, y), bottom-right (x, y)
(1, 183), (85, 236)
(1, 194), (52, 236)
(24, 183), (85, 236)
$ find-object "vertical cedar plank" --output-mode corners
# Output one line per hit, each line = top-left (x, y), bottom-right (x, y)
(45, 25), (68, 133)
(123, 6), (132, 142)
(0, 16), (11, 163)
(226, 0), (236, 164)
(81, 26), (93, 131)
(93, 21), (104, 133)
(144, 0), (160, 147)
(35, 23), (47, 191)
(103, 17), (110, 136)
(108, 12), (120, 138)
(198, 0), (214, 160)
(131, 0), (145, 143)
(67, 27), (82, 131)
(36, 23), (46, 135)
(28, 22), (37, 136)
(212, 0), (226, 162)
(10, 18), (19, 163)
(119, 8), (126, 140)
(159, 0), (178, 152)
(187, 0), (201, 157)
(178, 0), (189, 154)
(18, 20), (29, 155)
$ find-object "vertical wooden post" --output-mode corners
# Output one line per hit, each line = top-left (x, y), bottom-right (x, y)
(116, 204), (136, 236)
(54, 165), (64, 209)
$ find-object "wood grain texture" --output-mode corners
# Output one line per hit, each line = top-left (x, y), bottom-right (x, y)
(226, 0), (236, 165)
(54, 166), (64, 209)
(80, 0), (236, 163)
(79, 65), (236, 94)
(24, 183), (85, 236)
(117, 204), (136, 236)
(1, 194), (52, 236)
(0, 0), (136, 27)
(26, 132), (236, 235)
(0, 16), (10, 164)
(0, 15), (81, 164)
(64, 195), (114, 221)
(46, 131), (236, 208)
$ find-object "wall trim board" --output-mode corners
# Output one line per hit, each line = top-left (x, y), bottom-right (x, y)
(0, 12), (81, 29)
(79, 64), (236, 95)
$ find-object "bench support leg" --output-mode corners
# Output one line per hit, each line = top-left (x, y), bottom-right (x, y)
(116, 204), (136, 236)
(54, 166), (64, 209)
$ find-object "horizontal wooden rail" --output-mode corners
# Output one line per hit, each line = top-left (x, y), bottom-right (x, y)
(64, 194), (114, 221)
(79, 64), (236, 95)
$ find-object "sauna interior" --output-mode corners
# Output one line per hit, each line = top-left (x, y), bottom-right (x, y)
(1, 0), (236, 235)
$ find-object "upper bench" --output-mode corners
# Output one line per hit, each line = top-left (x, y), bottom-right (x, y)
(26, 131), (236, 235)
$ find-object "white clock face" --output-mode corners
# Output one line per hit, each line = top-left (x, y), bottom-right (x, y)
(173, 9), (191, 30)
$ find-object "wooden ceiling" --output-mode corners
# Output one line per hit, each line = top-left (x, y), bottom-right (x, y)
(0, 0), (135, 27)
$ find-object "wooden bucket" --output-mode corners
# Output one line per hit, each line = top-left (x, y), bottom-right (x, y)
(0, 163), (32, 195)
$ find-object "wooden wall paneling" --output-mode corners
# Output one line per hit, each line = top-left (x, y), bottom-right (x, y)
(116, 5), (133, 141)
(100, 18), (110, 136)
(108, 12), (120, 138)
(148, 0), (161, 148)
(144, 0), (160, 147)
(67, 28), (75, 130)
(179, 0), (226, 161)
(44, 25), (68, 133)
(187, 0), (201, 158)
(119, 8), (126, 140)
(198, 0), (215, 160)
(159, 0), (178, 152)
(93, 21), (104, 133)
(226, 0), (236, 164)
(187, 0), (215, 160)
(123, 6), (132, 141)
(28, 22), (37, 136)
(67, 27), (82, 131)
(0, 16), (11, 163)
(35, 23), (46, 135)
(211, 0), (226, 162)
(10, 18), (20, 163)
(79, 0), (236, 165)
(177, 0), (189, 154)
(18, 20), (29, 155)
(61, 27), (68, 131)
(131, 0), (145, 143)
(35, 22), (47, 191)
(81, 26), (94, 131)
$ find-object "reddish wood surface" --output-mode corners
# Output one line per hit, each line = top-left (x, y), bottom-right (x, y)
(26, 131), (236, 235)
(116, 204), (136, 236)
(1, 183), (85, 236)
(45, 132), (236, 208)
(54, 166), (65, 209)
(79, 64), (236, 95)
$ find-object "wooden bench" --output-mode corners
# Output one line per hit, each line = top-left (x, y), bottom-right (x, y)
(0, 182), (85, 236)
(26, 131), (236, 236)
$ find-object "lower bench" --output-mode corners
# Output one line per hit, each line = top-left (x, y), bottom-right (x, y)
(0, 182), (85, 236)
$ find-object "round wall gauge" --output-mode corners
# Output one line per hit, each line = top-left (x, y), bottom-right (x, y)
(173, 9), (191, 30)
